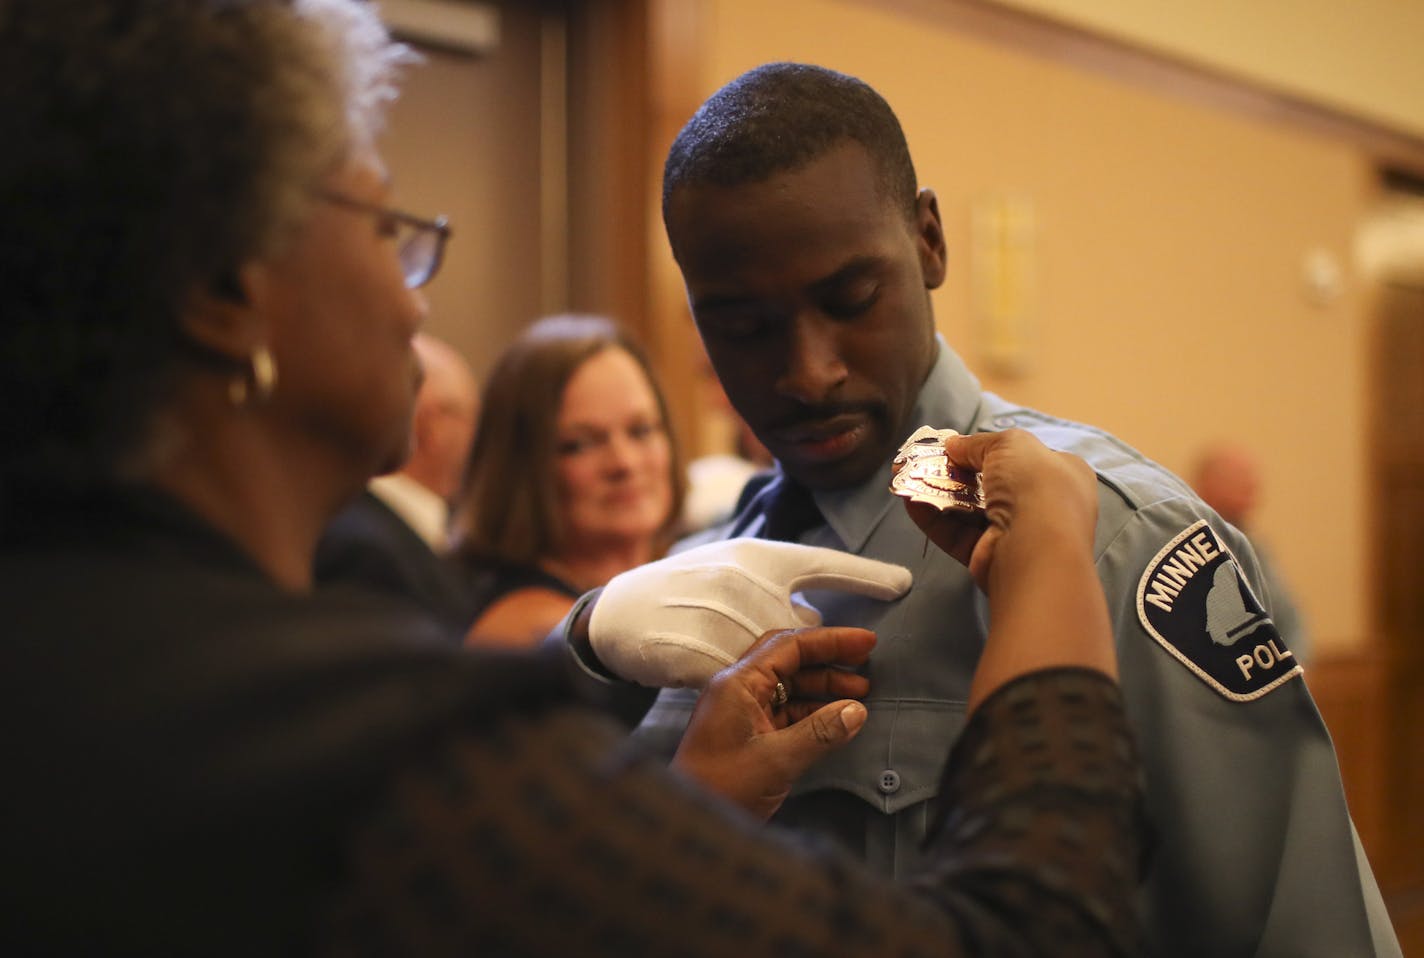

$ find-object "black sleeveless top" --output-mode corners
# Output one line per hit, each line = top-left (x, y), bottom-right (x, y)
(461, 555), (581, 622)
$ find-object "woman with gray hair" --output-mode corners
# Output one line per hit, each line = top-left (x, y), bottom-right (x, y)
(0, 2), (1144, 956)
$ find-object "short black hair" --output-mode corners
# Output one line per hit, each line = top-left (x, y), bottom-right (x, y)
(662, 62), (918, 222)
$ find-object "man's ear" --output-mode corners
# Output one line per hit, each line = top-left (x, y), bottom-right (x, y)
(913, 188), (948, 291)
(180, 261), (272, 362)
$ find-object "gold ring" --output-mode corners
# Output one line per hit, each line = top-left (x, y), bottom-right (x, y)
(771, 680), (789, 709)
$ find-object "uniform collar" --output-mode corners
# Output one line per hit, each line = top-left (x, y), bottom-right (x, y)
(811, 337), (984, 552)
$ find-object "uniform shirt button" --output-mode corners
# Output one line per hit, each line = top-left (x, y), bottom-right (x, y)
(993, 415), (1018, 429)
(877, 769), (901, 794)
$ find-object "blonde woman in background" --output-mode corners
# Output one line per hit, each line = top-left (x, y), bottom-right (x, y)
(454, 315), (684, 646)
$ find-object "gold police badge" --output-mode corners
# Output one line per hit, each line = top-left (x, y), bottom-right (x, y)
(889, 425), (986, 512)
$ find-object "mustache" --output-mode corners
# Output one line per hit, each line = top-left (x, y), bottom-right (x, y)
(761, 400), (884, 434)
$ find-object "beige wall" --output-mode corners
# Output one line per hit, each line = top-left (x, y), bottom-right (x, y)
(675, 0), (1378, 653)
(992, 0), (1424, 138)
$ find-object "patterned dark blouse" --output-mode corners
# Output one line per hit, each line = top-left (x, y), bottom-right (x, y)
(321, 668), (1145, 957)
(3, 490), (1144, 956)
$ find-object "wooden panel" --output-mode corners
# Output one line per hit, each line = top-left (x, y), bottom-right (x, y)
(1374, 286), (1424, 461)
(1390, 886), (1424, 958)
(1306, 655), (1388, 872)
(1308, 651), (1424, 953)
(1382, 658), (1424, 886)
(1370, 279), (1424, 953)
(1377, 473), (1424, 641)
(566, 0), (653, 336)
(1383, 656), (1424, 956)
(644, 0), (712, 458)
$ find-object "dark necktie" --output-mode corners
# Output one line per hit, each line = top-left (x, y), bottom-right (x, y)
(760, 477), (824, 542)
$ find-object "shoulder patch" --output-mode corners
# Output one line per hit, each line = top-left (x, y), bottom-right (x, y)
(1137, 520), (1301, 701)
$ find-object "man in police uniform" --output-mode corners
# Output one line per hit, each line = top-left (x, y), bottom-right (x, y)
(628, 63), (1398, 956)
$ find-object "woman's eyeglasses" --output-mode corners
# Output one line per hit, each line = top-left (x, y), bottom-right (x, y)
(315, 192), (451, 289)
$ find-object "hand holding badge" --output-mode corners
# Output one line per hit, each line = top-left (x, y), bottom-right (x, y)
(889, 425), (986, 512)
(890, 425), (990, 573)
(891, 426), (1100, 595)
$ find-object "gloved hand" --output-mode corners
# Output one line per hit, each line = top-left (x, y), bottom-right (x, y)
(589, 538), (912, 688)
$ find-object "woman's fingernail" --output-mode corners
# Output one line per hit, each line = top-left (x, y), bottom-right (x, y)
(839, 702), (868, 735)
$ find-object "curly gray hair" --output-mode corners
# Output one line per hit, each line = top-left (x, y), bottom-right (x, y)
(0, 0), (412, 498)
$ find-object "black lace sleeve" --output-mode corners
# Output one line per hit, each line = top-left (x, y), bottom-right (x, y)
(319, 668), (1145, 957)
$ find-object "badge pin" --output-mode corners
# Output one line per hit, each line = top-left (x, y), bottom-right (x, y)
(889, 425), (986, 512)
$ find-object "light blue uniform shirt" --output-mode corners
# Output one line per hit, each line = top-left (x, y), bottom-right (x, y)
(633, 340), (1399, 958)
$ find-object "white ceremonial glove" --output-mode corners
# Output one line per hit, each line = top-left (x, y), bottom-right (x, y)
(589, 538), (912, 688)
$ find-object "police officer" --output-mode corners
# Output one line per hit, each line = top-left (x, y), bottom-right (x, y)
(572, 62), (1399, 957)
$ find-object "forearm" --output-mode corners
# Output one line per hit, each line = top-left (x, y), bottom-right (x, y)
(968, 521), (1114, 713)
(547, 587), (658, 726)
(323, 673), (1144, 957)
(926, 667), (1144, 956)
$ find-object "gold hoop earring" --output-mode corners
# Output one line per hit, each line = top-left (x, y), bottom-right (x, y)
(228, 346), (279, 407)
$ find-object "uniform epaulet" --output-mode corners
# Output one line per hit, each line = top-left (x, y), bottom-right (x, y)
(975, 405), (1196, 513)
